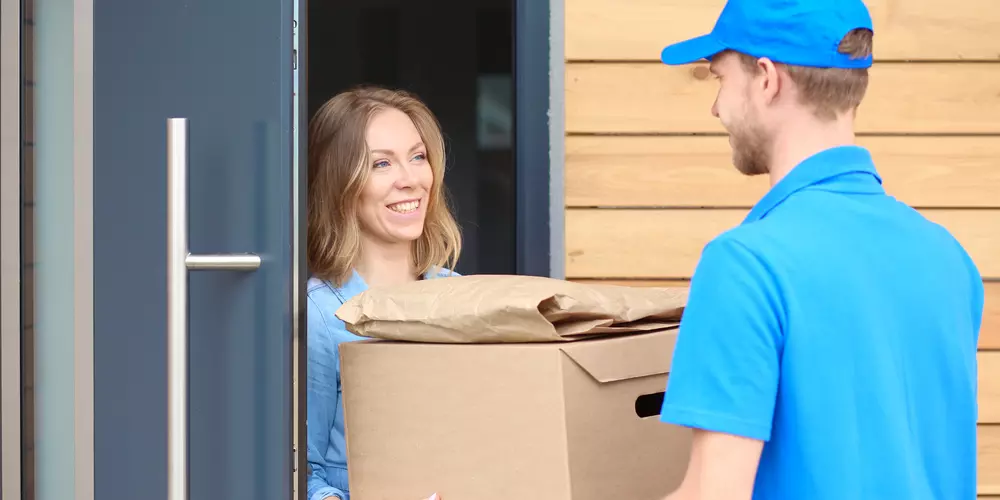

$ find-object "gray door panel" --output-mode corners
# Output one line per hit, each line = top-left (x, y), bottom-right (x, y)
(93, 0), (296, 499)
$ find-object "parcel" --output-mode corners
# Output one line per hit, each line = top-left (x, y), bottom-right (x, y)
(336, 275), (693, 500)
(335, 273), (688, 343)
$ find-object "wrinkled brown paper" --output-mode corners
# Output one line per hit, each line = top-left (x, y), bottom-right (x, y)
(335, 274), (688, 343)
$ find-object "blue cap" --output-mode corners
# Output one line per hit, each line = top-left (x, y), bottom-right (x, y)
(660, 0), (874, 69)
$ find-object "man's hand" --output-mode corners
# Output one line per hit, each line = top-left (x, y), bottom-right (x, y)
(663, 429), (763, 500)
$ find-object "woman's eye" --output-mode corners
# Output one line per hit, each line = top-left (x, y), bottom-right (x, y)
(373, 159), (390, 169)
(412, 153), (427, 162)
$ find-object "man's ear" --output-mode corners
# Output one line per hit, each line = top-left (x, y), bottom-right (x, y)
(755, 57), (781, 105)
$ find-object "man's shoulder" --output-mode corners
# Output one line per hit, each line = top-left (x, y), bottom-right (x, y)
(881, 201), (983, 281)
(917, 215), (981, 274)
(692, 227), (786, 302)
(701, 221), (780, 264)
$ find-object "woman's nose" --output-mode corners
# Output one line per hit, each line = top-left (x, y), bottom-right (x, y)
(393, 163), (417, 188)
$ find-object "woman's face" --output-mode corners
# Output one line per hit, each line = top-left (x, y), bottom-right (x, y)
(357, 107), (434, 246)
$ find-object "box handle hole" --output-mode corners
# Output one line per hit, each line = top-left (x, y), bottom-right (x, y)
(634, 391), (665, 418)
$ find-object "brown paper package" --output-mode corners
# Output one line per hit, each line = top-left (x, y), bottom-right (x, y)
(335, 274), (688, 343)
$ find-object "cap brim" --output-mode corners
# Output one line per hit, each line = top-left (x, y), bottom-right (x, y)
(660, 34), (726, 65)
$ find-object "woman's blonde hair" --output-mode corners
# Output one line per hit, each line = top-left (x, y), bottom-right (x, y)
(307, 86), (462, 286)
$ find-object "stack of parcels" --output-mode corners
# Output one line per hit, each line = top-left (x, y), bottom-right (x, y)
(336, 274), (692, 500)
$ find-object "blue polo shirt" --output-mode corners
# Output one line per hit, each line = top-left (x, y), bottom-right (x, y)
(660, 146), (984, 499)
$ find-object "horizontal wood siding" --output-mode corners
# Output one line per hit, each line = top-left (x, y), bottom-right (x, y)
(566, 136), (1000, 208)
(571, 280), (1000, 352)
(566, 209), (1000, 279)
(566, 63), (1000, 134)
(565, 0), (1000, 61)
(983, 424), (1000, 495)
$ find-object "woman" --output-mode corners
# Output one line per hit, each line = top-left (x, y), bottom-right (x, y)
(305, 86), (461, 500)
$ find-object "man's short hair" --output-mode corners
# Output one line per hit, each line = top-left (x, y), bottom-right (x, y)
(736, 28), (873, 120)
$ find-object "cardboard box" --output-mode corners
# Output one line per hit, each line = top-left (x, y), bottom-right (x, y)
(340, 328), (692, 500)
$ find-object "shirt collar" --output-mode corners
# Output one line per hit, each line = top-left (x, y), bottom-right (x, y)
(742, 145), (883, 224)
(342, 269), (370, 295)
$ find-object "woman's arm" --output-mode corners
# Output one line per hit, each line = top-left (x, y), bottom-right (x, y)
(306, 296), (349, 500)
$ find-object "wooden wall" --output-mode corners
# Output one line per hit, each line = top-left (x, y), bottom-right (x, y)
(561, 0), (1000, 496)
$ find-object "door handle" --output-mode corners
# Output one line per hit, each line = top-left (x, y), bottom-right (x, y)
(166, 117), (261, 500)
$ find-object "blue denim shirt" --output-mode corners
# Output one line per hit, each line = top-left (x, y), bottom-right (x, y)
(306, 268), (458, 500)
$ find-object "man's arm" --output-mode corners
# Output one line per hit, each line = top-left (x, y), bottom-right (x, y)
(664, 430), (763, 500)
(657, 234), (784, 500)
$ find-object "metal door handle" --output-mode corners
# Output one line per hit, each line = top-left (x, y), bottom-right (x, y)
(166, 117), (261, 500)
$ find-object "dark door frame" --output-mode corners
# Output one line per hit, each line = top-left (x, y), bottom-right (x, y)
(514, 0), (559, 278)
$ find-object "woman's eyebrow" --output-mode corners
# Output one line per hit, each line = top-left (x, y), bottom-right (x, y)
(370, 142), (424, 156)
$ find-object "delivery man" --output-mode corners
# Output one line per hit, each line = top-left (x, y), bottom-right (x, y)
(655, 1), (985, 499)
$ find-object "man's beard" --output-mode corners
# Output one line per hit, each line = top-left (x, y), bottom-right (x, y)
(727, 114), (771, 176)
